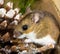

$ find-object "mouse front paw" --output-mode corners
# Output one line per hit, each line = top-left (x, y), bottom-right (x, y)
(36, 43), (55, 52)
(24, 39), (33, 43)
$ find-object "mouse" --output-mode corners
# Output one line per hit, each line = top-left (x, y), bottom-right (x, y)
(14, 10), (60, 52)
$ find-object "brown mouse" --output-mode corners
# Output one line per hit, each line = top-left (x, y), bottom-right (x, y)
(15, 10), (60, 52)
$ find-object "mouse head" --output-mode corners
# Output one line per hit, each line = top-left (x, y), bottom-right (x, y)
(15, 11), (44, 34)
(15, 11), (59, 40)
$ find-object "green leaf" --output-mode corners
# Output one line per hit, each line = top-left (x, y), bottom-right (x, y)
(18, 0), (35, 14)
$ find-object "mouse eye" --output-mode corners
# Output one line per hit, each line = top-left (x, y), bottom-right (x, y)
(22, 25), (28, 31)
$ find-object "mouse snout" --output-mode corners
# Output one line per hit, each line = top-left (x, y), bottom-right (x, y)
(13, 31), (23, 38)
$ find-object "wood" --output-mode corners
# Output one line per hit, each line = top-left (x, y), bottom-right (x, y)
(52, 0), (60, 25)
(52, 0), (60, 13)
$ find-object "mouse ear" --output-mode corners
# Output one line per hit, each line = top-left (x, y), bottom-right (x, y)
(31, 12), (44, 23)
(26, 6), (32, 14)
(31, 13), (40, 23)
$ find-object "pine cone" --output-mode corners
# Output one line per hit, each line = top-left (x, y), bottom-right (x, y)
(0, 0), (22, 29)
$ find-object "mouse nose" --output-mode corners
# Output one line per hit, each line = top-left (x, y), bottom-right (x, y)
(13, 31), (23, 38)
